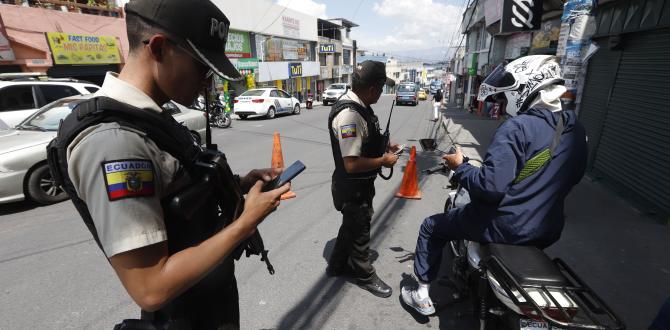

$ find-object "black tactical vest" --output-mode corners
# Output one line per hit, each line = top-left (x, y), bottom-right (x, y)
(47, 96), (239, 328)
(328, 98), (385, 181)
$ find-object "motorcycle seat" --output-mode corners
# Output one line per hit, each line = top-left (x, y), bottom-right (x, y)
(486, 244), (569, 287)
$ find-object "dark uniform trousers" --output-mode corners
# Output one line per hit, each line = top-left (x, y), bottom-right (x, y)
(330, 178), (376, 282)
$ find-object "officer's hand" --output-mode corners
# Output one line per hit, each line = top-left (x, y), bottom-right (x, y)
(443, 146), (464, 170)
(242, 180), (291, 225)
(387, 143), (401, 154)
(381, 153), (399, 168)
(240, 168), (282, 193)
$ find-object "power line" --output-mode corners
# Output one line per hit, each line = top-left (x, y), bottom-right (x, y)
(251, 1), (276, 32)
(257, 0), (295, 34)
(351, 0), (366, 20)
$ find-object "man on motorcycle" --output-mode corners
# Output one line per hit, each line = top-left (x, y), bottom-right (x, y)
(400, 55), (588, 315)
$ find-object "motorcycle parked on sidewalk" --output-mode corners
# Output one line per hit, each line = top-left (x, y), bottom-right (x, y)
(419, 138), (624, 330)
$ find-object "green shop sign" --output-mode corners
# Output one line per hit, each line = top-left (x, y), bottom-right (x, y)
(225, 29), (251, 58)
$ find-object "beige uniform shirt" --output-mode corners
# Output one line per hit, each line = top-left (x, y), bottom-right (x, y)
(67, 73), (179, 257)
(331, 90), (369, 157)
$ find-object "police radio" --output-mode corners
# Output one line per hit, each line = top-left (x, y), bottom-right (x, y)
(378, 100), (395, 180)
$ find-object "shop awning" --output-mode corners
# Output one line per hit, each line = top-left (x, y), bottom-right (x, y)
(0, 4), (128, 63)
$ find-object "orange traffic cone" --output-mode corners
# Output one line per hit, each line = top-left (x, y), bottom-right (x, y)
(271, 132), (296, 200)
(395, 146), (422, 199)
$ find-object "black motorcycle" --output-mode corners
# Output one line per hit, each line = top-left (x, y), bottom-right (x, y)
(420, 138), (624, 330)
(209, 99), (231, 128)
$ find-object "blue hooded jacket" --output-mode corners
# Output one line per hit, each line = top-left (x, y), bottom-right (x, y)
(453, 108), (587, 248)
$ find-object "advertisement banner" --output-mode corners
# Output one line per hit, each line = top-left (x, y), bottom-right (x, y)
(319, 44), (336, 53)
(531, 18), (561, 53)
(282, 16), (301, 38)
(468, 53), (478, 76)
(0, 15), (15, 61)
(46, 32), (121, 65)
(236, 58), (259, 69)
(282, 40), (300, 60)
(225, 29), (251, 58)
(289, 62), (303, 78)
(501, 0), (543, 33)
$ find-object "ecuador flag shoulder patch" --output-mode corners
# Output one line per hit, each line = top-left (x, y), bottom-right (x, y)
(101, 159), (155, 201)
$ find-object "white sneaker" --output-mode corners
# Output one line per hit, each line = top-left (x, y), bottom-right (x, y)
(401, 286), (435, 316)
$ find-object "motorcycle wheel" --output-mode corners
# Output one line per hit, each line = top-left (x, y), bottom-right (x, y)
(213, 115), (225, 128)
(220, 114), (232, 128)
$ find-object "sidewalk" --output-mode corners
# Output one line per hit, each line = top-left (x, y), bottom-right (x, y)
(438, 104), (670, 329)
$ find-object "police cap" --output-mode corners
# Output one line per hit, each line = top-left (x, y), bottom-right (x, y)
(353, 61), (396, 88)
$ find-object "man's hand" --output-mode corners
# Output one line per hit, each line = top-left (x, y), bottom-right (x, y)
(443, 146), (464, 170)
(381, 152), (399, 168)
(240, 168), (282, 193)
(387, 143), (401, 154)
(241, 180), (291, 227)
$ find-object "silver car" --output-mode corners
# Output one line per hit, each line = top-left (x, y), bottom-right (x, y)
(0, 96), (207, 205)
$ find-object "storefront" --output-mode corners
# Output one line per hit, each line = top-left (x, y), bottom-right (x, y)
(255, 34), (318, 100)
(577, 0), (670, 217)
(0, 4), (127, 83)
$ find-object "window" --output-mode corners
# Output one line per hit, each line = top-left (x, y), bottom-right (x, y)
(398, 85), (416, 92)
(85, 86), (100, 93)
(343, 49), (351, 65)
(0, 85), (36, 111)
(278, 90), (290, 98)
(270, 90), (280, 98)
(241, 89), (266, 97)
(39, 85), (80, 104)
(319, 53), (327, 66)
(161, 102), (181, 115)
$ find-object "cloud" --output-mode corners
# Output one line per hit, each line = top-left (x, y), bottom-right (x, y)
(276, 0), (328, 19)
(361, 0), (464, 55)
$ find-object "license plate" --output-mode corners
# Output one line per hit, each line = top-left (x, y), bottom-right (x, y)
(520, 318), (566, 330)
(403, 96), (411, 100)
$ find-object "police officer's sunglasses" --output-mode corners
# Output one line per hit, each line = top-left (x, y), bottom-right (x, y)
(142, 38), (214, 80)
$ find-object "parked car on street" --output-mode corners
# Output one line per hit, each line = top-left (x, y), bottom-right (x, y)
(418, 88), (428, 100)
(0, 73), (100, 127)
(321, 83), (349, 106)
(396, 83), (419, 106)
(0, 96), (206, 205)
(233, 88), (301, 119)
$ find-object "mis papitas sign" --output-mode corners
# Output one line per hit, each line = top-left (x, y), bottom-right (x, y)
(501, 0), (543, 33)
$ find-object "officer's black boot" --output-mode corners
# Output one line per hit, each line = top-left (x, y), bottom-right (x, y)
(357, 274), (392, 298)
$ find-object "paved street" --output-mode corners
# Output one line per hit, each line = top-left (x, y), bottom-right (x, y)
(2, 96), (669, 329)
(1, 95), (457, 329)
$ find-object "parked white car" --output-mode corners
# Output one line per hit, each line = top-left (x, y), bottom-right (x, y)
(0, 74), (100, 127)
(233, 88), (301, 119)
(0, 96), (206, 205)
(322, 83), (349, 106)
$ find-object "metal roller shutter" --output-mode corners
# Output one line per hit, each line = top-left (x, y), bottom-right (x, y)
(592, 28), (670, 215)
(578, 38), (621, 168)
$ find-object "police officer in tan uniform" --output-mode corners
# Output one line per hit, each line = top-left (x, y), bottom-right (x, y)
(57, 0), (289, 328)
(327, 61), (399, 298)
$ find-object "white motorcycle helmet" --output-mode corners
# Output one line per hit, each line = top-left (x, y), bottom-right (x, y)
(477, 55), (564, 117)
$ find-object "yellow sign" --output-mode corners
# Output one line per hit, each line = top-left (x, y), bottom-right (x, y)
(46, 32), (121, 65)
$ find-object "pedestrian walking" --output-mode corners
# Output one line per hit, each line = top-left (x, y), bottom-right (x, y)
(432, 88), (443, 121)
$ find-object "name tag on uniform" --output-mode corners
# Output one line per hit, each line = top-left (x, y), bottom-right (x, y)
(101, 159), (155, 201)
(340, 124), (357, 139)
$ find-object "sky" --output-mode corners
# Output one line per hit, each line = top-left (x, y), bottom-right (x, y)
(276, 0), (469, 62)
(115, 0), (468, 62)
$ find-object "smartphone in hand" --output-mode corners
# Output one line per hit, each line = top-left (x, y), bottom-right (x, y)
(262, 160), (306, 192)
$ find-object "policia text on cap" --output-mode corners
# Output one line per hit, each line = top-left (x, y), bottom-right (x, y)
(46, 0), (289, 328)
